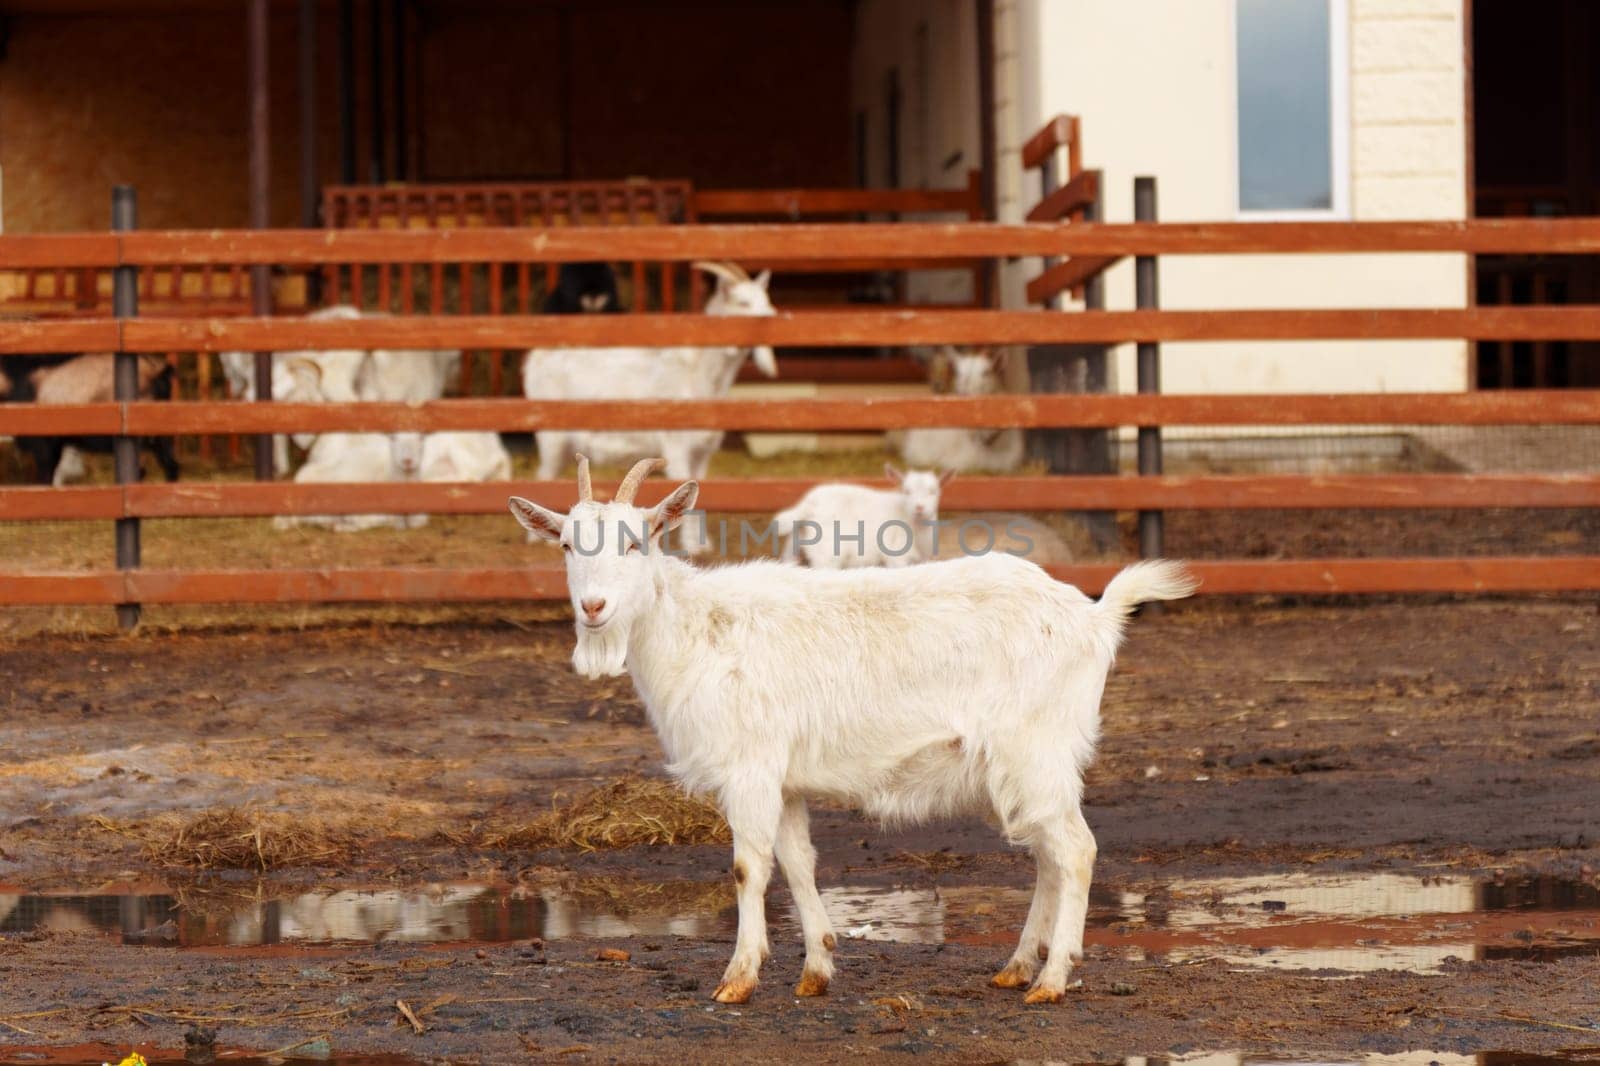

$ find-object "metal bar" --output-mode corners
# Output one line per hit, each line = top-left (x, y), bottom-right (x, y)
(337, 0), (355, 183)
(1135, 176), (1163, 559)
(391, 0), (406, 181)
(111, 186), (141, 630)
(298, 0), (318, 230)
(368, 0), (385, 183)
(248, 0), (274, 481)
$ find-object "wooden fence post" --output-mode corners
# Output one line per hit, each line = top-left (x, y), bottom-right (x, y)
(111, 185), (141, 629)
(1135, 176), (1164, 558)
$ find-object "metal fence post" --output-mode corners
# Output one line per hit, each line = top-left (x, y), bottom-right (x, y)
(249, 0), (275, 480)
(1134, 176), (1164, 559)
(111, 185), (141, 630)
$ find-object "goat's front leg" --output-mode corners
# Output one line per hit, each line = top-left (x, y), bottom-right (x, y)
(992, 843), (1059, 989)
(714, 785), (782, 1004)
(774, 795), (836, 996)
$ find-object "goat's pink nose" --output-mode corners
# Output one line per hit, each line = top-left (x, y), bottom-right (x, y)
(580, 598), (606, 620)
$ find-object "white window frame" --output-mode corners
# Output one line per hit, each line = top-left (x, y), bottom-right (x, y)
(1231, 0), (1351, 221)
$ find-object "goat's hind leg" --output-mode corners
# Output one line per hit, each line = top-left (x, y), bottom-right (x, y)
(774, 795), (837, 996)
(1023, 807), (1096, 1004)
(714, 784), (782, 1004)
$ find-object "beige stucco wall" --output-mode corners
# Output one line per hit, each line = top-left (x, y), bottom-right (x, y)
(993, 0), (1471, 396)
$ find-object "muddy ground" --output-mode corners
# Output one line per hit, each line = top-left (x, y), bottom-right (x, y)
(1, 598), (1598, 1063)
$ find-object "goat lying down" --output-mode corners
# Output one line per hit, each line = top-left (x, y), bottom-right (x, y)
(509, 457), (1197, 1006)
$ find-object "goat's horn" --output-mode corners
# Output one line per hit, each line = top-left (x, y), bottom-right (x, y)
(692, 260), (749, 284)
(614, 457), (665, 505)
(574, 453), (593, 503)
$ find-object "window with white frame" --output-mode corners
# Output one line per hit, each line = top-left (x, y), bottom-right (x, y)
(1235, 0), (1349, 217)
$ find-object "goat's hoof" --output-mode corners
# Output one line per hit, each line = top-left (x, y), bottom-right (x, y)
(713, 978), (757, 1004)
(794, 970), (830, 997)
(1023, 985), (1065, 1005)
(989, 963), (1032, 990)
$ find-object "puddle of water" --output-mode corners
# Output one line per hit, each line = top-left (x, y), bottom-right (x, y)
(2, 872), (1595, 976)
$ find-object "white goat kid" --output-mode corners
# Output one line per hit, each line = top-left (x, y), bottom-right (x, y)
(521, 261), (779, 484)
(899, 349), (1025, 473)
(274, 431), (425, 532)
(509, 457), (1197, 1006)
(773, 464), (951, 568)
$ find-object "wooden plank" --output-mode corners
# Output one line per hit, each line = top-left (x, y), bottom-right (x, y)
(0, 390), (1587, 440)
(103, 390), (1600, 436)
(0, 402), (123, 436)
(0, 571), (127, 605)
(5, 556), (1598, 606)
(1025, 171), (1101, 223)
(1026, 256), (1120, 304)
(1021, 115), (1077, 170)
(0, 320), (120, 355)
(102, 219), (1600, 266)
(0, 234), (119, 268)
(0, 486), (123, 520)
(693, 187), (979, 217)
(114, 473), (1600, 520)
(124, 567), (568, 604)
(113, 307), (1600, 353)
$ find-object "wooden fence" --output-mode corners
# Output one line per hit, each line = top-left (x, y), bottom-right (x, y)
(3, 217), (1600, 617)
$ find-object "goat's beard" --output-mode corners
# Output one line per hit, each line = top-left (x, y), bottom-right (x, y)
(572, 620), (630, 679)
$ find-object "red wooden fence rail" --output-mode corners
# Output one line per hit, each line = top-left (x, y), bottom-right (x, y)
(3, 391), (1598, 440)
(4, 557), (1598, 609)
(4, 474), (1599, 523)
(10, 218), (1600, 270)
(9, 307), (1600, 357)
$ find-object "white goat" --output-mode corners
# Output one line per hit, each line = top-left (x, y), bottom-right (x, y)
(509, 457), (1197, 1006)
(273, 431), (425, 532)
(520, 261), (779, 483)
(419, 431), (512, 483)
(899, 349), (1025, 473)
(772, 464), (950, 568)
(220, 306), (461, 475)
(219, 306), (369, 476)
(356, 347), (462, 404)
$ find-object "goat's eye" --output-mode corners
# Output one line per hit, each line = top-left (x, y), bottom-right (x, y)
(561, 543), (572, 553)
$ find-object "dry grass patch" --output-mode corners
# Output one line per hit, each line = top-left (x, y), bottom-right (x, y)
(485, 777), (730, 852)
(95, 809), (362, 871)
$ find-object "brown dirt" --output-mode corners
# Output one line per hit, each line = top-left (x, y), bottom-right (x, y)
(1, 598), (1598, 1062)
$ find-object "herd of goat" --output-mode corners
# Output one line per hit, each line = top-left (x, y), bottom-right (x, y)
(0, 260), (1024, 562)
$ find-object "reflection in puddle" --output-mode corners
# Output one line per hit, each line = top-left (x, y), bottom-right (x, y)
(0, 871), (1595, 975)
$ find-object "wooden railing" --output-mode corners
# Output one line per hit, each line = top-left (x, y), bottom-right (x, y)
(2, 218), (1600, 618)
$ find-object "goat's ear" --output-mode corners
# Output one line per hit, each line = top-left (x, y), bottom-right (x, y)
(508, 496), (565, 542)
(649, 480), (700, 540)
(929, 353), (954, 392)
(884, 462), (904, 483)
(939, 468), (956, 486)
(991, 347), (1012, 374)
(753, 269), (772, 290)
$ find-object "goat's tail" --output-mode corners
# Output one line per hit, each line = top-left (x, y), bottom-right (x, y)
(1094, 559), (1199, 619)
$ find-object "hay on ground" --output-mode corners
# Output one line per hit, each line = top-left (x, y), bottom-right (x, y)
(137, 809), (357, 871)
(485, 777), (729, 852)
